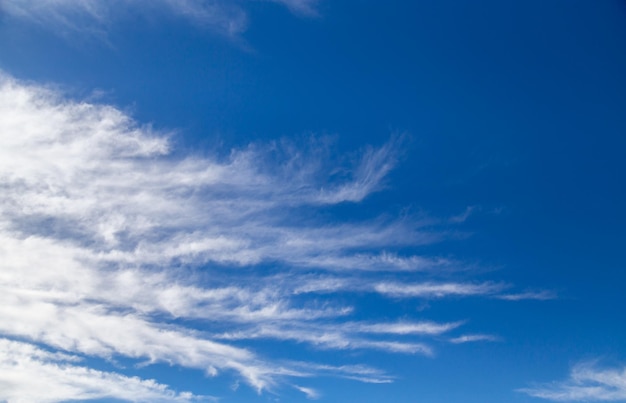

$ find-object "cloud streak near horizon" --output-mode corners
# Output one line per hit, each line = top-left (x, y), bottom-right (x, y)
(0, 73), (549, 401)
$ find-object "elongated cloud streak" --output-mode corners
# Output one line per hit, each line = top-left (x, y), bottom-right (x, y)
(374, 282), (504, 298)
(519, 362), (626, 401)
(449, 334), (499, 344)
(0, 338), (204, 403)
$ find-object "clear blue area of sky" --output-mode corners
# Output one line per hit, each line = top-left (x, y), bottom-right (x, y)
(1, 1), (625, 402)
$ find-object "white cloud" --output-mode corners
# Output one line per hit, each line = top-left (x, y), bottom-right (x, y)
(212, 319), (465, 357)
(0, 72), (547, 400)
(0, 73), (410, 272)
(286, 362), (395, 384)
(0, 73), (428, 398)
(373, 282), (504, 298)
(519, 362), (626, 401)
(290, 252), (452, 272)
(215, 323), (434, 355)
(449, 334), (499, 344)
(294, 385), (321, 399)
(316, 139), (399, 204)
(0, 338), (206, 403)
(344, 320), (462, 336)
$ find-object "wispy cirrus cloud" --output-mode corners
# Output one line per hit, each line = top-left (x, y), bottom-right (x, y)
(497, 290), (557, 301)
(214, 320), (439, 355)
(0, 338), (207, 403)
(0, 72), (548, 401)
(0, 72), (408, 397)
(347, 321), (463, 336)
(294, 385), (320, 400)
(0, 0), (320, 38)
(373, 281), (505, 298)
(519, 362), (626, 401)
(449, 334), (500, 344)
(372, 281), (556, 301)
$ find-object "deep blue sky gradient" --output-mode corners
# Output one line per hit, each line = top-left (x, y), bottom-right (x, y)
(1, 1), (625, 402)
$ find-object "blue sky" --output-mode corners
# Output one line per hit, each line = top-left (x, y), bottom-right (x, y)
(0, 1), (625, 402)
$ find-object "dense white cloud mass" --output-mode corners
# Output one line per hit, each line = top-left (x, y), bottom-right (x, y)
(0, 73), (543, 401)
(519, 362), (626, 401)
